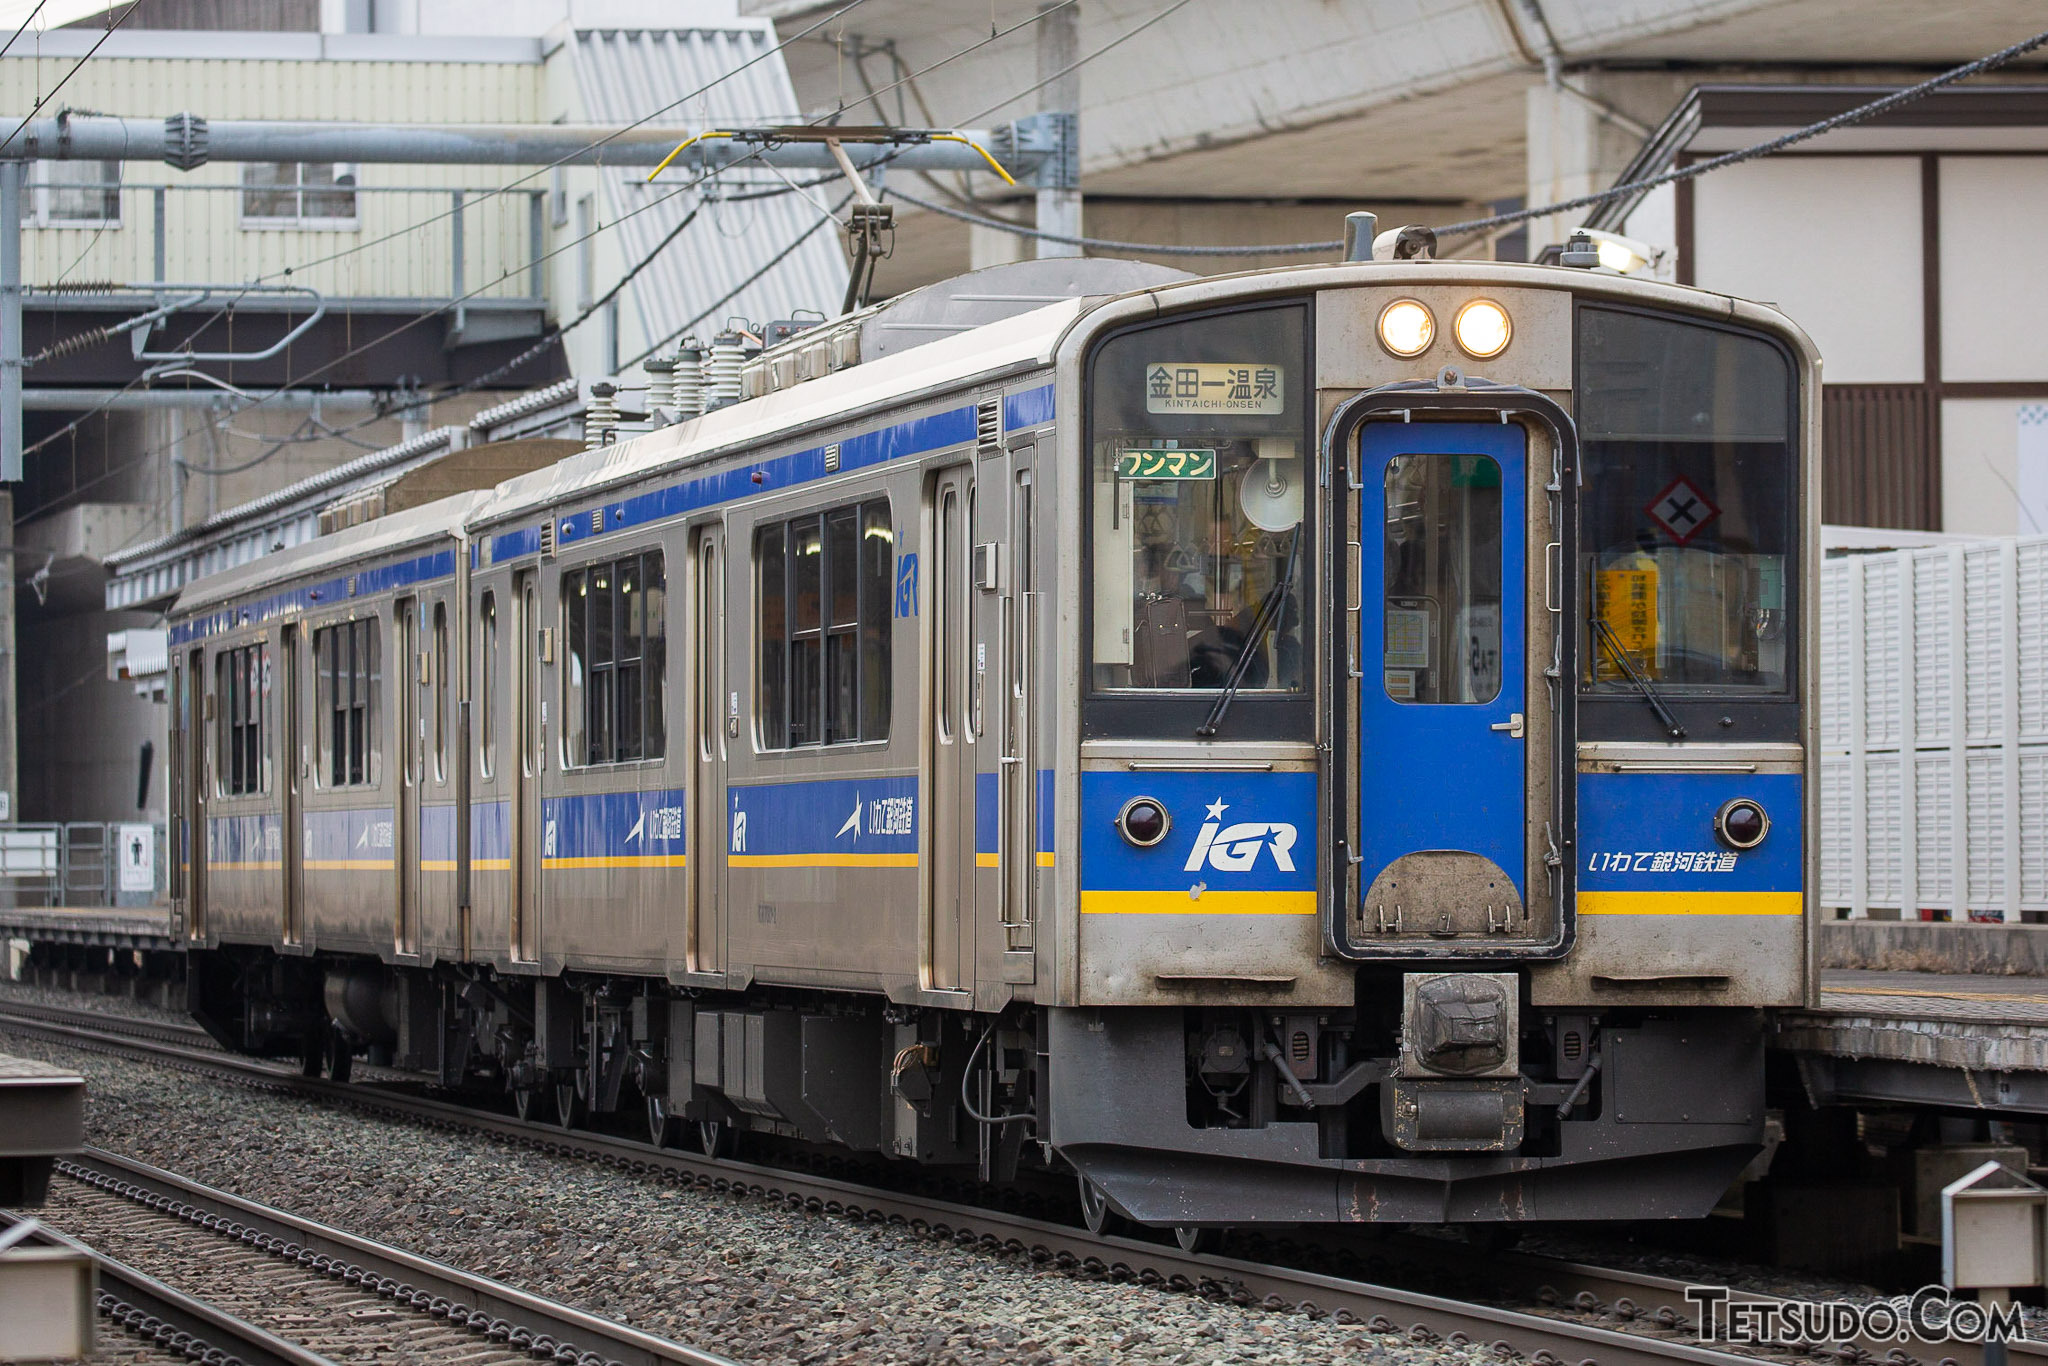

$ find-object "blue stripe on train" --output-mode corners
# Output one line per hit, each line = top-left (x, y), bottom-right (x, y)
(728, 776), (917, 859)
(973, 770), (1056, 857)
(178, 382), (1057, 644)
(170, 549), (455, 646)
(1578, 772), (1801, 892)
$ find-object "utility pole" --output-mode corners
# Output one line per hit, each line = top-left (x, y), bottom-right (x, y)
(1034, 3), (1082, 258)
(1, 160), (21, 485)
(0, 161), (22, 824)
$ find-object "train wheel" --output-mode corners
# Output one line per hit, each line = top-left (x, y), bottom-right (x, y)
(553, 1079), (582, 1131)
(1077, 1175), (1116, 1236)
(698, 1118), (734, 1160)
(325, 1028), (353, 1084)
(646, 1096), (677, 1148)
(1173, 1226), (1218, 1255)
(512, 1083), (548, 1123)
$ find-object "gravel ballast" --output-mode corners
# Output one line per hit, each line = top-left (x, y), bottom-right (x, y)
(0, 1019), (1494, 1366)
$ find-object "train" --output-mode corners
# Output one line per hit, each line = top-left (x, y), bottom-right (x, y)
(167, 232), (1819, 1235)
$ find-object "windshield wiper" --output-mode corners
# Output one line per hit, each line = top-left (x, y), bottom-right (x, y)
(1197, 528), (1302, 738)
(1592, 616), (1686, 739)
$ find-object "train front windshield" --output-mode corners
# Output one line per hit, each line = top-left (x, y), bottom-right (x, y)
(1085, 304), (1312, 698)
(1576, 307), (1796, 696)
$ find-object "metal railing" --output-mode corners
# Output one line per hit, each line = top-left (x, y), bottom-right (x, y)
(0, 821), (166, 909)
(18, 180), (547, 304)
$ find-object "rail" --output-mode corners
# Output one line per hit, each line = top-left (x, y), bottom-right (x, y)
(0, 1004), (1972, 1366)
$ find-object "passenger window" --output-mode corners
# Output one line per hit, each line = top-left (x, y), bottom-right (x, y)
(431, 602), (449, 783)
(314, 619), (378, 787)
(561, 551), (666, 766)
(755, 499), (892, 749)
(1382, 453), (1503, 704)
(478, 593), (496, 779)
(214, 643), (268, 796)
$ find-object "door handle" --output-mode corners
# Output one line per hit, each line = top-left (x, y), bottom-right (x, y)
(1490, 712), (1525, 739)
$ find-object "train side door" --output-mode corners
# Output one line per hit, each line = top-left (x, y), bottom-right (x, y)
(997, 448), (1039, 970)
(184, 645), (207, 941)
(927, 467), (976, 992)
(512, 569), (543, 962)
(1356, 420), (1528, 937)
(280, 624), (304, 946)
(394, 597), (420, 955)
(687, 525), (727, 975)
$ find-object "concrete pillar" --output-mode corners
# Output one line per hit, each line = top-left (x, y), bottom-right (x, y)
(1523, 77), (1657, 262)
(1034, 2), (1081, 259)
(969, 221), (1028, 271)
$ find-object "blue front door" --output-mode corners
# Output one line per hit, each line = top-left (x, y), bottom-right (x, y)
(1357, 420), (1527, 926)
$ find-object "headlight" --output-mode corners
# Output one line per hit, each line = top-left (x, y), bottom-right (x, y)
(1377, 299), (1434, 357)
(1454, 300), (1512, 359)
(1116, 797), (1171, 848)
(1715, 798), (1770, 851)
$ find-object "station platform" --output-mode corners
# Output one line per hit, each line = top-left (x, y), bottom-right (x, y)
(0, 904), (174, 953)
(0, 1053), (85, 1206)
(1777, 923), (2048, 1113)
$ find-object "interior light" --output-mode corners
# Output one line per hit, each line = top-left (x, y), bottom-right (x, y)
(1453, 300), (1512, 359)
(1378, 299), (1434, 357)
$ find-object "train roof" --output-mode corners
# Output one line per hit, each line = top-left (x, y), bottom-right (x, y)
(468, 294), (1089, 530)
(172, 490), (489, 618)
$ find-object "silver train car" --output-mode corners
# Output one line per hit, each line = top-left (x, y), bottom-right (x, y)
(169, 245), (1819, 1229)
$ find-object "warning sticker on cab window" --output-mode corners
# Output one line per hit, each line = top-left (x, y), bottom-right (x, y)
(1145, 363), (1284, 414)
(1597, 565), (1659, 679)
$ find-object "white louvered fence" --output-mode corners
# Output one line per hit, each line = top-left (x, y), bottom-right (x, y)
(1820, 537), (2048, 920)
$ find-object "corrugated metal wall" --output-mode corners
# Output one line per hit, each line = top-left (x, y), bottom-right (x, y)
(1820, 537), (2048, 921)
(570, 27), (849, 359)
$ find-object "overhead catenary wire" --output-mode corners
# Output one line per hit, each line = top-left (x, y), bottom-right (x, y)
(0, 0), (49, 64)
(0, 0), (142, 156)
(885, 21), (2048, 257)
(225, 0), (880, 290)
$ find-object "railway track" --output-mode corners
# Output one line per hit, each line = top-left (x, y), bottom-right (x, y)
(11, 1147), (736, 1366)
(0, 1004), (2015, 1366)
(0, 995), (218, 1050)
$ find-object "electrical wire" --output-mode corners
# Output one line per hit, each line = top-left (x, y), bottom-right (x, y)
(621, 194), (849, 370)
(0, 0), (49, 63)
(957, 0), (1195, 125)
(0, 0), (143, 156)
(960, 1020), (1036, 1128)
(229, 0), (879, 289)
(890, 21), (2048, 257)
(1432, 22), (2048, 239)
(885, 180), (1328, 256)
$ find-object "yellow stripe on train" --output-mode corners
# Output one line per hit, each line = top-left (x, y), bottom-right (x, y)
(1577, 891), (1802, 916)
(728, 852), (919, 869)
(1079, 890), (1316, 916)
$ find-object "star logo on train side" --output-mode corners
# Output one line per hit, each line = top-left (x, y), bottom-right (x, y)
(835, 795), (862, 842)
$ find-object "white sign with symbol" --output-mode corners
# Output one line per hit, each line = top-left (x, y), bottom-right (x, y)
(117, 824), (155, 893)
(1644, 476), (1720, 545)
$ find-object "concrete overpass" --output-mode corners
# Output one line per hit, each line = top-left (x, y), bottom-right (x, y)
(742, 0), (2048, 285)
